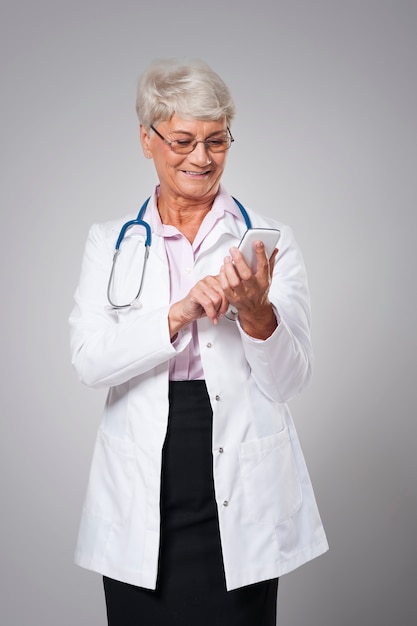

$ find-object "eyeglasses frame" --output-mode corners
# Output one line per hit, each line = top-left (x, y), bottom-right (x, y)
(150, 124), (234, 154)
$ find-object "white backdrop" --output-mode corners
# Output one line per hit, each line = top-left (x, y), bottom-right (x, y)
(1, 1), (416, 624)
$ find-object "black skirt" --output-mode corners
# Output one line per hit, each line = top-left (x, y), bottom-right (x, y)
(104, 380), (278, 626)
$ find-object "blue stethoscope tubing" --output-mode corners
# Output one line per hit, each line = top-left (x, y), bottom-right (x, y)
(107, 196), (252, 309)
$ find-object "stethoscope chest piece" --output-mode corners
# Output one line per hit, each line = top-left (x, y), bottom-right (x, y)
(225, 306), (239, 321)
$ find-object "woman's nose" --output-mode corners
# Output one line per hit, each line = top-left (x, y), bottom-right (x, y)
(189, 141), (212, 165)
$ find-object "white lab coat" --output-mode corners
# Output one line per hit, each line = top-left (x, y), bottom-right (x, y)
(69, 188), (328, 591)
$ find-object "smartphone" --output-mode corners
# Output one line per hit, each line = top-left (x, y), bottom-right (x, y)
(237, 228), (281, 273)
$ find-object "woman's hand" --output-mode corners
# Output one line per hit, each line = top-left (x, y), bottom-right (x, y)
(219, 241), (279, 340)
(168, 275), (229, 338)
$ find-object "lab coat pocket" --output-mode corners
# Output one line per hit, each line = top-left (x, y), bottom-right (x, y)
(83, 428), (135, 524)
(239, 427), (302, 524)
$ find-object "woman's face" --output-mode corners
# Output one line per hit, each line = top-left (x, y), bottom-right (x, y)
(140, 115), (229, 206)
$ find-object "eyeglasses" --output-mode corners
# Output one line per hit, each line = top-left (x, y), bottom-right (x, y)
(150, 125), (234, 154)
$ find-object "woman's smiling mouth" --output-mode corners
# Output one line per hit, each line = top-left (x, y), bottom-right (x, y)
(182, 170), (210, 177)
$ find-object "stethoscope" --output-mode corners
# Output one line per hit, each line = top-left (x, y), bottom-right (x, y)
(107, 196), (252, 310)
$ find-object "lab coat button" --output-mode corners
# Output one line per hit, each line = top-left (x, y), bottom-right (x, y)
(206, 342), (212, 348)
(215, 395), (220, 401)
(223, 500), (229, 507)
(219, 447), (224, 453)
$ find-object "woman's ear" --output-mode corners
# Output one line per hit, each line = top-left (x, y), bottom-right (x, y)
(140, 124), (153, 159)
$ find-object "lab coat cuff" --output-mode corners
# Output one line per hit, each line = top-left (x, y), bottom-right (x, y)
(171, 325), (192, 351)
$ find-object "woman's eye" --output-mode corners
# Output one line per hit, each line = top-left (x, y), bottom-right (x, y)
(175, 139), (193, 146)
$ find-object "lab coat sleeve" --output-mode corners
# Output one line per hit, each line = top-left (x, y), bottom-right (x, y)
(69, 222), (191, 388)
(237, 225), (313, 403)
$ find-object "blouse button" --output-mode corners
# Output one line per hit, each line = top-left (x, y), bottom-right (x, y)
(223, 500), (229, 507)
(219, 447), (224, 454)
(206, 342), (212, 349)
(215, 395), (220, 401)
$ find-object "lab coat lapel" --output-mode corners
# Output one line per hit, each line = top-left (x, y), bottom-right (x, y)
(196, 210), (248, 275)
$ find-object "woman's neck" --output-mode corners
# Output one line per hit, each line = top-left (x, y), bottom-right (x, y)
(157, 194), (214, 243)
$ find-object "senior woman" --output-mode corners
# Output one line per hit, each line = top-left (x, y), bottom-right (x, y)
(70, 59), (328, 625)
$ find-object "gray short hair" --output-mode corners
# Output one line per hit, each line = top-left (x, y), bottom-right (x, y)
(136, 58), (236, 129)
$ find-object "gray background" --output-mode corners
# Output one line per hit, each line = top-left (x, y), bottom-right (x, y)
(1, 0), (416, 624)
